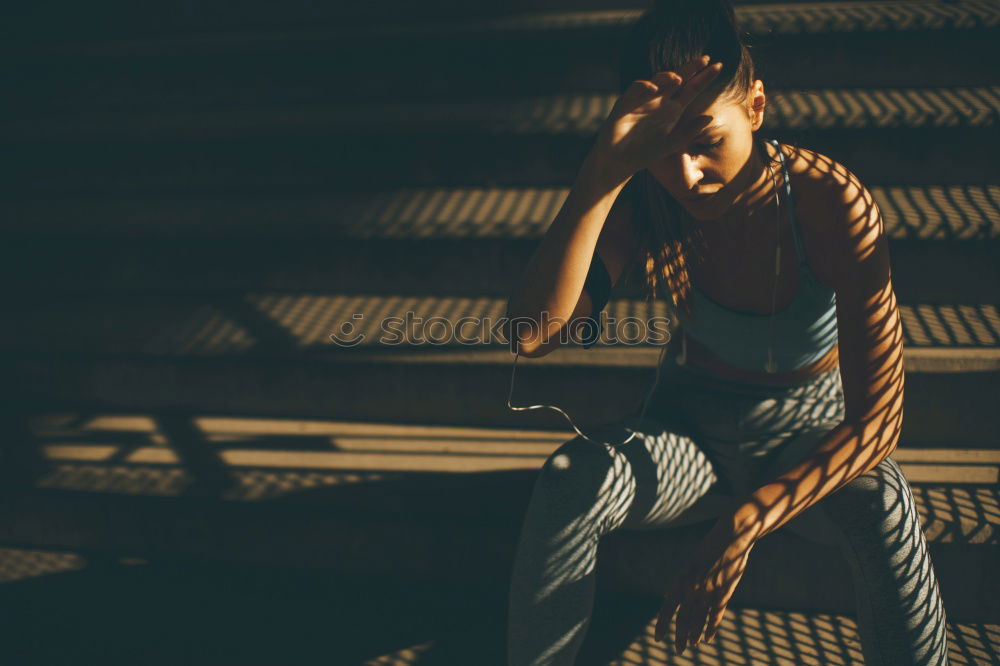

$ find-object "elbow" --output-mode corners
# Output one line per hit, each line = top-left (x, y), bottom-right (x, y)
(504, 308), (559, 359)
(515, 339), (554, 359)
(505, 324), (555, 359)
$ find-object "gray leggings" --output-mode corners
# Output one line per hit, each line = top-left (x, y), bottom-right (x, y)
(506, 356), (949, 665)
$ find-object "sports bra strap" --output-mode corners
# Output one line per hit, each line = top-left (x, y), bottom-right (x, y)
(768, 139), (807, 267)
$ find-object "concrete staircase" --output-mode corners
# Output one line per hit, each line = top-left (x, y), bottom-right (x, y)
(1, 1), (998, 663)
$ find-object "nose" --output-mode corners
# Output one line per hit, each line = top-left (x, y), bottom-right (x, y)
(676, 153), (704, 192)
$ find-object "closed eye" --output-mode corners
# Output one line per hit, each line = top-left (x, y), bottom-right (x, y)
(696, 138), (725, 152)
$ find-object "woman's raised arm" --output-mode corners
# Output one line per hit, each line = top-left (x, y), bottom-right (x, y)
(504, 55), (723, 357)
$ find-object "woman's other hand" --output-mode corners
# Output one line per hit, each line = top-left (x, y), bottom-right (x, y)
(593, 55), (723, 184)
(653, 513), (756, 655)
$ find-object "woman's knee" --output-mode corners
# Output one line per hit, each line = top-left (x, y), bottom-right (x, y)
(542, 435), (615, 478)
(823, 456), (914, 530)
(536, 434), (629, 503)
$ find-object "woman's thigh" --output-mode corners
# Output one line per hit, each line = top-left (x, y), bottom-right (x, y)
(636, 357), (849, 540)
(753, 424), (848, 545)
(569, 415), (740, 533)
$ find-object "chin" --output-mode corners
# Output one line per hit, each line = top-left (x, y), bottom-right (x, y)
(680, 200), (727, 221)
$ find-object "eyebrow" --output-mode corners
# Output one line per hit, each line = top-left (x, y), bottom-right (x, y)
(695, 123), (725, 139)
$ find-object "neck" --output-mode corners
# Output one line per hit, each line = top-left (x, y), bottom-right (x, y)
(676, 139), (784, 249)
(718, 138), (780, 224)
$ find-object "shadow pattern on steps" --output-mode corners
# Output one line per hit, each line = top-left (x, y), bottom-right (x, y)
(0, 410), (996, 624)
(5, 184), (997, 240)
(0, 546), (996, 665)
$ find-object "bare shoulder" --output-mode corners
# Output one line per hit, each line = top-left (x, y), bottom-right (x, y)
(777, 143), (885, 286)
(779, 143), (881, 234)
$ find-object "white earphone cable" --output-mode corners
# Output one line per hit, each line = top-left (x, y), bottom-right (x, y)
(506, 342), (669, 449)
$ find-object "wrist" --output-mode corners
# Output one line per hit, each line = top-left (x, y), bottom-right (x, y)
(581, 147), (633, 192)
(726, 503), (763, 544)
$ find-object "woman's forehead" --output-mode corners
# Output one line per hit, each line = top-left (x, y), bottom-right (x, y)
(680, 97), (744, 128)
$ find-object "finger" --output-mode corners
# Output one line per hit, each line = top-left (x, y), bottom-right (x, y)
(655, 582), (683, 641)
(654, 602), (668, 642)
(674, 61), (723, 111)
(675, 54), (710, 85)
(650, 55), (706, 109)
(654, 603), (670, 643)
(650, 113), (712, 157)
(671, 113), (714, 142)
(676, 582), (709, 653)
(687, 604), (710, 653)
(626, 78), (660, 101)
(649, 71), (683, 97)
(687, 604), (710, 650)
(674, 60), (724, 109)
(705, 605), (727, 644)
(658, 575), (687, 642)
(674, 589), (697, 653)
(619, 78), (660, 113)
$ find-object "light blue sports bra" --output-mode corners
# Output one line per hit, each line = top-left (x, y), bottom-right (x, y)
(669, 139), (838, 373)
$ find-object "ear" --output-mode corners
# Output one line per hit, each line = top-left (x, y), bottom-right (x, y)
(748, 79), (766, 131)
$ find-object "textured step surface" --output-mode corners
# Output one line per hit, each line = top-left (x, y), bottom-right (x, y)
(4, 185), (996, 305)
(597, 609), (998, 665)
(8, 1), (997, 49)
(4, 295), (997, 440)
(5, 130), (993, 200)
(4, 184), (999, 239)
(11, 1), (999, 53)
(17, 413), (1000, 532)
(8, 87), (998, 142)
(11, 32), (995, 117)
(5, 294), (998, 363)
(0, 414), (997, 620)
(0, 544), (995, 665)
(7, 1), (998, 133)
(3, 294), (998, 361)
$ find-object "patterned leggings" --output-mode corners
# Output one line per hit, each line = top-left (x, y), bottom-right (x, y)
(506, 356), (949, 665)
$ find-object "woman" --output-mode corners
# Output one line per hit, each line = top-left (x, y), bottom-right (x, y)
(503, 1), (950, 664)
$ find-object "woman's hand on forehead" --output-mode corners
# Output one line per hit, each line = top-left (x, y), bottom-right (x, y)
(655, 55), (722, 119)
(592, 54), (722, 179)
(653, 55), (711, 92)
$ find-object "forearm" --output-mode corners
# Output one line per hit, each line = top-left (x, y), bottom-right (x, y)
(728, 404), (903, 542)
(505, 151), (631, 352)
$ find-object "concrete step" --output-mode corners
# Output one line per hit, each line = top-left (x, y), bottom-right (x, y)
(3, 295), (997, 444)
(7, 87), (998, 143)
(3, 183), (997, 303)
(0, 414), (996, 620)
(592, 607), (997, 665)
(4, 184), (998, 240)
(34, 0), (936, 51)
(4, 120), (995, 201)
(6, 2), (997, 104)
(20, 412), (1000, 495)
(8, 1), (998, 44)
(4, 236), (997, 306)
(0, 546), (994, 664)
(6, 294), (999, 361)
